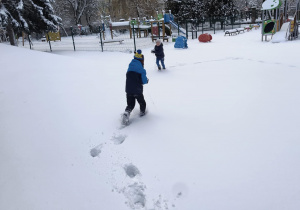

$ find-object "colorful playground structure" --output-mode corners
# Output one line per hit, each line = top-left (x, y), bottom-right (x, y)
(102, 11), (187, 43)
(261, 0), (300, 42)
(95, 1), (300, 49)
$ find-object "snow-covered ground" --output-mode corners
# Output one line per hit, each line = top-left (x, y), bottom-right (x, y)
(1, 29), (300, 210)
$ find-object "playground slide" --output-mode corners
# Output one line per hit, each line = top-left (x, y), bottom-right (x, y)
(271, 22), (291, 43)
(169, 20), (186, 35)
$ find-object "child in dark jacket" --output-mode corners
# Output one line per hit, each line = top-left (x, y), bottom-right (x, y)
(151, 39), (165, 70)
(122, 50), (149, 125)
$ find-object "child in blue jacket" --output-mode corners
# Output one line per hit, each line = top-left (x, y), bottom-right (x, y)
(122, 50), (149, 124)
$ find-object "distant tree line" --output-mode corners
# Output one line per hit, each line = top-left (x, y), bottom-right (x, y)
(165, 0), (240, 21)
(0, 0), (166, 45)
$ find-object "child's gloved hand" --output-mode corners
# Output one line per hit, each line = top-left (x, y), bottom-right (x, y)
(151, 50), (155, 53)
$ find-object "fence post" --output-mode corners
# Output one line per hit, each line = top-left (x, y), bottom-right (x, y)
(158, 21), (161, 39)
(214, 21), (216, 34)
(99, 26), (103, 52)
(47, 32), (52, 52)
(186, 20), (188, 39)
(132, 24), (136, 52)
(70, 26), (76, 51)
(28, 34), (32, 49)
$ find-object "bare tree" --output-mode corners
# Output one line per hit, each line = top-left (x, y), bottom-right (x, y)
(108, 0), (163, 20)
(54, 0), (108, 28)
(66, 0), (89, 24)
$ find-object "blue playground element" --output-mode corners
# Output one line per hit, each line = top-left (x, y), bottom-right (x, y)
(169, 20), (186, 35)
(163, 14), (174, 23)
(164, 14), (186, 35)
(174, 36), (188, 49)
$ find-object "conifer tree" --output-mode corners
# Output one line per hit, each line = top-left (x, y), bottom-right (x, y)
(205, 0), (238, 17)
(0, 0), (60, 45)
(23, 0), (60, 32)
(165, 0), (205, 21)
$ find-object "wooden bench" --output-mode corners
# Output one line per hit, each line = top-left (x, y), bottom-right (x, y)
(152, 36), (169, 42)
(102, 40), (124, 45)
(225, 29), (238, 36)
(236, 28), (245, 33)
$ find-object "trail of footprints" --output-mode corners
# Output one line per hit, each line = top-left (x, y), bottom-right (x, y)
(90, 56), (297, 209)
(170, 57), (299, 69)
(90, 131), (173, 209)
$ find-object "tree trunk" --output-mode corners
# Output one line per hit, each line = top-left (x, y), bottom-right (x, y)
(7, 19), (16, 46)
(251, 8), (256, 23)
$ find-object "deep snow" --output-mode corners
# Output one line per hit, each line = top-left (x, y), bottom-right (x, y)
(1, 29), (300, 210)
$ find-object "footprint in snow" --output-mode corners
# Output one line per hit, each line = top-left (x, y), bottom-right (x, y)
(124, 163), (141, 178)
(123, 182), (146, 209)
(231, 57), (241, 60)
(90, 144), (103, 157)
(111, 134), (127, 145)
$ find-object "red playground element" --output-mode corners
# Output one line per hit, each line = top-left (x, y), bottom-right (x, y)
(152, 26), (158, 36)
(198, 33), (212, 42)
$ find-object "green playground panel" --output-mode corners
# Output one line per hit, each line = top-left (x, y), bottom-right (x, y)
(263, 19), (276, 35)
(130, 20), (137, 25)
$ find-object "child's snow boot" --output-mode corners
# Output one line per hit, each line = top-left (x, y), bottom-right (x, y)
(122, 111), (130, 125)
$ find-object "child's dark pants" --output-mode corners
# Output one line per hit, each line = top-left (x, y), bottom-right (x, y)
(125, 94), (146, 113)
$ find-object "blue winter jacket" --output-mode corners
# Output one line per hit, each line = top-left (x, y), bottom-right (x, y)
(126, 59), (148, 95)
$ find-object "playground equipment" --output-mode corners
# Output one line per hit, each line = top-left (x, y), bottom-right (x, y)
(98, 16), (111, 40)
(149, 19), (168, 42)
(134, 18), (151, 38)
(261, 0), (300, 42)
(174, 36), (188, 49)
(198, 33), (212, 42)
(163, 11), (186, 36)
(108, 18), (151, 40)
(109, 21), (130, 39)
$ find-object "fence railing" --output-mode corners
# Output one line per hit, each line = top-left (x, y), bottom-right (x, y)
(15, 16), (263, 52)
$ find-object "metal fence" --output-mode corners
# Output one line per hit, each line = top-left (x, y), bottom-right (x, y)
(16, 16), (262, 52)
(172, 16), (263, 38)
(20, 25), (157, 53)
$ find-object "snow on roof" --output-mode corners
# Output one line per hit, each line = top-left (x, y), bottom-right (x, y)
(134, 25), (150, 29)
(111, 21), (130, 26)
